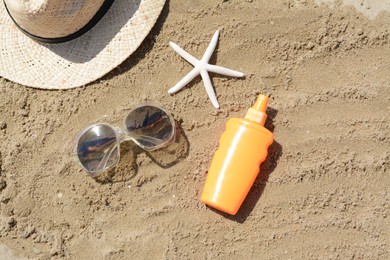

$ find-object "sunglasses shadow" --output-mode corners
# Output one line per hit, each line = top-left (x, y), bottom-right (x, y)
(94, 121), (190, 184)
(145, 121), (190, 169)
(93, 144), (138, 184)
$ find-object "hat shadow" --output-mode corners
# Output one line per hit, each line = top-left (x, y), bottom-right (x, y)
(102, 0), (170, 81)
(94, 120), (189, 184)
(207, 107), (282, 223)
(44, 0), (142, 63)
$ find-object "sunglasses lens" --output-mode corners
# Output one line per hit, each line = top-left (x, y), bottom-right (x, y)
(76, 124), (119, 174)
(125, 105), (175, 150)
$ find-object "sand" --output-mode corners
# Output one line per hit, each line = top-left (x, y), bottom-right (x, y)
(0, 0), (389, 259)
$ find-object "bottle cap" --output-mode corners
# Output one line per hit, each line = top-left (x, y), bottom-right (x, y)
(245, 94), (268, 126)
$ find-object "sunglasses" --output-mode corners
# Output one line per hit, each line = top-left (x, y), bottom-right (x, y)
(75, 104), (176, 176)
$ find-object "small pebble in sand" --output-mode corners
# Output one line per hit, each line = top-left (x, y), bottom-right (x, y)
(0, 122), (6, 130)
(32, 247), (41, 254)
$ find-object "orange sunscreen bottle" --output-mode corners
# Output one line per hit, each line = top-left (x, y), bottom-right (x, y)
(201, 94), (274, 215)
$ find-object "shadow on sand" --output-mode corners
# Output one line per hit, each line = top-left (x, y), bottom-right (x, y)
(93, 120), (189, 184)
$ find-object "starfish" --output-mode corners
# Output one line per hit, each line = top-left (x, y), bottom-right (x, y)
(168, 30), (244, 108)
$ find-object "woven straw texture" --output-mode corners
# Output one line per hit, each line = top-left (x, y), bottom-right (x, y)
(6, 0), (105, 38)
(0, 0), (166, 89)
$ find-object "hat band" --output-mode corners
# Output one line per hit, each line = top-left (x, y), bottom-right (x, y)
(4, 0), (115, 44)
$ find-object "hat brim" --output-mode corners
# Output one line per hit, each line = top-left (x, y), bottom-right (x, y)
(0, 0), (166, 89)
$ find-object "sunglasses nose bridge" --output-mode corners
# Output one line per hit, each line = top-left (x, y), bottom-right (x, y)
(116, 127), (133, 143)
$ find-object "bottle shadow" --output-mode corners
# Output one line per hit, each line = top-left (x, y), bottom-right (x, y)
(208, 107), (282, 223)
(94, 120), (189, 184)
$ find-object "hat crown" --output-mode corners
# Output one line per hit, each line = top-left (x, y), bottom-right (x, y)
(5, 0), (105, 38)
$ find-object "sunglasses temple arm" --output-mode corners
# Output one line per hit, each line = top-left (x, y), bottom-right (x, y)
(95, 130), (139, 172)
(129, 134), (162, 143)
(95, 142), (119, 172)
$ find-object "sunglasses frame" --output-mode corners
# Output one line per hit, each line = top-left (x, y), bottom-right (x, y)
(75, 103), (176, 176)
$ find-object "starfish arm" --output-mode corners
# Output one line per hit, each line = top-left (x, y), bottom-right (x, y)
(168, 68), (200, 94)
(200, 69), (219, 108)
(169, 41), (199, 66)
(201, 30), (219, 62)
(206, 64), (244, 78)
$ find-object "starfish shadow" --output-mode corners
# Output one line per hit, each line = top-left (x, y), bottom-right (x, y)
(183, 39), (222, 96)
(168, 30), (244, 108)
(207, 48), (247, 99)
(171, 71), (203, 95)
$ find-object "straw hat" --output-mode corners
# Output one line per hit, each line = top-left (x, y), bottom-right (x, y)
(0, 0), (166, 89)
